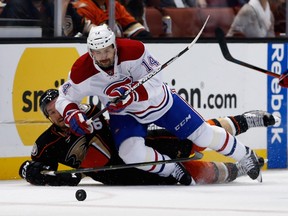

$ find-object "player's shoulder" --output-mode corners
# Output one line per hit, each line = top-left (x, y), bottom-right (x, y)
(32, 125), (63, 157)
(70, 52), (99, 84)
(116, 38), (145, 62)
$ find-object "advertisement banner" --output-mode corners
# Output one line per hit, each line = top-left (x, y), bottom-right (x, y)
(267, 43), (288, 168)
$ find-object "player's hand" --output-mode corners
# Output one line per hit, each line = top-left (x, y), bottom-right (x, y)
(107, 85), (134, 112)
(64, 109), (94, 136)
(19, 160), (81, 186)
(19, 160), (52, 185)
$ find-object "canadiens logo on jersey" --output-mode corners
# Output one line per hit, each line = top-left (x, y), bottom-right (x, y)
(104, 76), (132, 95)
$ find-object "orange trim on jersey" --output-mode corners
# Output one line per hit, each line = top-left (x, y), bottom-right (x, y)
(206, 119), (216, 126)
(229, 116), (241, 134)
(32, 137), (63, 160)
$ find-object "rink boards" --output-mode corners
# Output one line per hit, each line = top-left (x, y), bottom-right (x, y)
(0, 40), (287, 179)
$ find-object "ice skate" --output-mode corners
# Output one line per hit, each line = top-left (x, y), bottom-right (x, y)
(243, 110), (280, 127)
(236, 156), (265, 177)
(171, 163), (195, 185)
(238, 147), (261, 181)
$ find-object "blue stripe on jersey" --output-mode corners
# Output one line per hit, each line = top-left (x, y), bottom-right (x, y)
(224, 137), (237, 157)
(155, 154), (166, 174)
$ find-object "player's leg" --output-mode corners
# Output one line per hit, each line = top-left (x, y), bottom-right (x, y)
(183, 160), (238, 184)
(207, 110), (279, 136)
(109, 114), (195, 185)
(156, 93), (261, 180)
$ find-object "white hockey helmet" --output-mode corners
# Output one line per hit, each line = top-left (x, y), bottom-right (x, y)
(87, 24), (116, 52)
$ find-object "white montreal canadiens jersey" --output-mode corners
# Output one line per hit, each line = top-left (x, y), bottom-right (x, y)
(57, 38), (173, 124)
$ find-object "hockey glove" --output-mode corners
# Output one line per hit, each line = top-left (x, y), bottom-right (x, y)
(19, 160), (81, 186)
(107, 85), (135, 112)
(19, 160), (52, 185)
(64, 109), (94, 136)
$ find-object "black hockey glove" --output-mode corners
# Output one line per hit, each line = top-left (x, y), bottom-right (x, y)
(19, 160), (51, 185)
(19, 160), (81, 186)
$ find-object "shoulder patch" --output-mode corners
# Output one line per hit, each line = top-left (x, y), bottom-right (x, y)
(31, 143), (38, 157)
(62, 82), (71, 95)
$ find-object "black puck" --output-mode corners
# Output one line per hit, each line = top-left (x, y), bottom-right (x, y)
(75, 189), (87, 201)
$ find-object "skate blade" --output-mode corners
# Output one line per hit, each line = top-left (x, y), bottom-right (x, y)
(256, 170), (263, 183)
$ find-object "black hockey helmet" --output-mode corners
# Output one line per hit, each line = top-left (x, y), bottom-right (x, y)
(39, 89), (59, 118)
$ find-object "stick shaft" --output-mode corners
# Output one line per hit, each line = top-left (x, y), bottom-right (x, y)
(42, 151), (203, 175)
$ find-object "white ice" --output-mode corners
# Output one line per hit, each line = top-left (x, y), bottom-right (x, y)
(1, 169), (288, 216)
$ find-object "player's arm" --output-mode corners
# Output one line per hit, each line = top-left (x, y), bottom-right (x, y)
(56, 80), (94, 136)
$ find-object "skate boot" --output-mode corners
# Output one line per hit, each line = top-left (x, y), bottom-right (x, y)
(243, 110), (280, 127)
(236, 156), (265, 177)
(171, 163), (196, 185)
(238, 147), (261, 180)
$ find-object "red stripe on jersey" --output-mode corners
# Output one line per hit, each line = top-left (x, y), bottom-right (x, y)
(132, 85), (167, 115)
(146, 149), (158, 172)
(133, 83), (148, 101)
(217, 131), (229, 152)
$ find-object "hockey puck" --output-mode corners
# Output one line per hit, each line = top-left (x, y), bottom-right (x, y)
(75, 189), (87, 201)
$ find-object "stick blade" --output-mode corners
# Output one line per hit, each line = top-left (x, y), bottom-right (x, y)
(278, 72), (288, 88)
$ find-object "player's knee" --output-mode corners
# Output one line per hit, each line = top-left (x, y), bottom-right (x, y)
(119, 137), (146, 163)
(188, 123), (226, 149)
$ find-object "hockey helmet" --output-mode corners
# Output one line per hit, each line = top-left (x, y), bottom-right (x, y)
(87, 24), (116, 53)
(39, 89), (59, 118)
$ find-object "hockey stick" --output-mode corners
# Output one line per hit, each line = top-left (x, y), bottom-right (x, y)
(87, 15), (210, 123)
(215, 28), (288, 88)
(42, 151), (203, 175)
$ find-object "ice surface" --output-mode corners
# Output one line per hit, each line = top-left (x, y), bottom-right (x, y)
(1, 170), (288, 216)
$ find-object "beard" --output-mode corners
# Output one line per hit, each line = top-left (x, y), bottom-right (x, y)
(94, 58), (114, 68)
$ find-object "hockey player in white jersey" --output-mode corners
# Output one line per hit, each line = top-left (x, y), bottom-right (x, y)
(56, 24), (262, 185)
